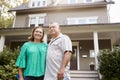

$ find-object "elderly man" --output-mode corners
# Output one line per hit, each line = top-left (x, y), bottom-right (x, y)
(44, 22), (72, 80)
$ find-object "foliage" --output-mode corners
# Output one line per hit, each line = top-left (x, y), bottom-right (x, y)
(0, 17), (13, 28)
(0, 47), (20, 80)
(0, 0), (29, 28)
(98, 46), (120, 80)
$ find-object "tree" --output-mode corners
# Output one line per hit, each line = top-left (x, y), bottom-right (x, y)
(23, 0), (29, 4)
(98, 47), (120, 80)
(0, 0), (29, 28)
(0, 47), (20, 80)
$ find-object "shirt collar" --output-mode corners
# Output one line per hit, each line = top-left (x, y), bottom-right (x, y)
(51, 33), (63, 41)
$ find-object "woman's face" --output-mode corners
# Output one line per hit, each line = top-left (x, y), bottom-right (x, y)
(33, 28), (43, 41)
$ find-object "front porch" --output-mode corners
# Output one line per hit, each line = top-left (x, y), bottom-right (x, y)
(0, 23), (120, 71)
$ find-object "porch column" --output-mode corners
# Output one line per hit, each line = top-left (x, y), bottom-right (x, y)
(0, 35), (5, 52)
(93, 32), (99, 70)
(43, 34), (47, 43)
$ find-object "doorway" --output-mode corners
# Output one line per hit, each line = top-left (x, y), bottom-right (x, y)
(70, 42), (80, 70)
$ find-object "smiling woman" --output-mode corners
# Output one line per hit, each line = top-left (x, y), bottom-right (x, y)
(15, 27), (48, 80)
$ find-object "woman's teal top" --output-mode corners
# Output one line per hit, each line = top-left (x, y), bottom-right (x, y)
(16, 41), (48, 77)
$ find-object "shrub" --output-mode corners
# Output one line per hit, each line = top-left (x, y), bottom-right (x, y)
(0, 47), (19, 80)
(98, 47), (120, 80)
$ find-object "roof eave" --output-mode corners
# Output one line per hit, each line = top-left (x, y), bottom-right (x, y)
(8, 1), (114, 12)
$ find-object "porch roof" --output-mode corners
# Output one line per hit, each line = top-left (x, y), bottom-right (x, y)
(0, 23), (120, 36)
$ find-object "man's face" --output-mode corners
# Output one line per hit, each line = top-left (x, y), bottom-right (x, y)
(49, 23), (60, 35)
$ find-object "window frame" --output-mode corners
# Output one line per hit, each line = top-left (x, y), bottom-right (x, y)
(29, 0), (47, 7)
(28, 14), (46, 27)
(68, 0), (78, 4)
(67, 16), (98, 25)
(84, 0), (95, 3)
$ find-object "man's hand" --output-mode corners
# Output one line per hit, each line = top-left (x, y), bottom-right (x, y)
(57, 69), (64, 80)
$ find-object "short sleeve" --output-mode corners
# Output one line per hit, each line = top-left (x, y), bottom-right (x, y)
(15, 43), (27, 68)
(60, 35), (72, 53)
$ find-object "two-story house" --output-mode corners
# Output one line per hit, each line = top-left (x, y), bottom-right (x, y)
(0, 0), (120, 79)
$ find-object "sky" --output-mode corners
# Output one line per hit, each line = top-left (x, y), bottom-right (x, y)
(109, 0), (120, 23)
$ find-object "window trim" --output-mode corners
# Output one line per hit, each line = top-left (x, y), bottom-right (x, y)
(84, 0), (95, 3)
(28, 0), (47, 8)
(67, 16), (98, 25)
(28, 14), (46, 27)
(68, 0), (78, 4)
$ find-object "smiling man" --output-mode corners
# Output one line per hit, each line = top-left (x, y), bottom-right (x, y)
(44, 22), (72, 80)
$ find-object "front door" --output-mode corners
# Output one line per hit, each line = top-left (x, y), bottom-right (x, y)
(70, 42), (80, 70)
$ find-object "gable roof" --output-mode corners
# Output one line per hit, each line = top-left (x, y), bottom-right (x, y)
(8, 1), (114, 12)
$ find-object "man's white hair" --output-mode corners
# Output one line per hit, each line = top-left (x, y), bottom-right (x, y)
(50, 22), (60, 27)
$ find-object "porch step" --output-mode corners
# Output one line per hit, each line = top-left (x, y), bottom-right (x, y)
(70, 70), (99, 80)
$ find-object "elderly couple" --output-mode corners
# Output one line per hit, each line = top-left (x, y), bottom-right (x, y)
(16, 22), (72, 80)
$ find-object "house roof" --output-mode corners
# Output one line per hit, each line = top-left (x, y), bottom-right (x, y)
(8, 1), (114, 12)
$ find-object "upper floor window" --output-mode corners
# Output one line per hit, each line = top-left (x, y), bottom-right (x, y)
(84, 0), (94, 3)
(29, 0), (47, 8)
(28, 14), (46, 27)
(67, 17), (98, 25)
(68, 0), (78, 4)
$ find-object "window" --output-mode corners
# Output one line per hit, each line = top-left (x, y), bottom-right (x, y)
(29, 0), (47, 7)
(84, 0), (94, 3)
(37, 1), (40, 6)
(68, 0), (78, 4)
(38, 16), (45, 26)
(67, 17), (98, 25)
(67, 18), (76, 24)
(32, 2), (35, 7)
(29, 14), (46, 27)
(89, 18), (97, 24)
(78, 19), (86, 24)
(30, 17), (36, 27)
